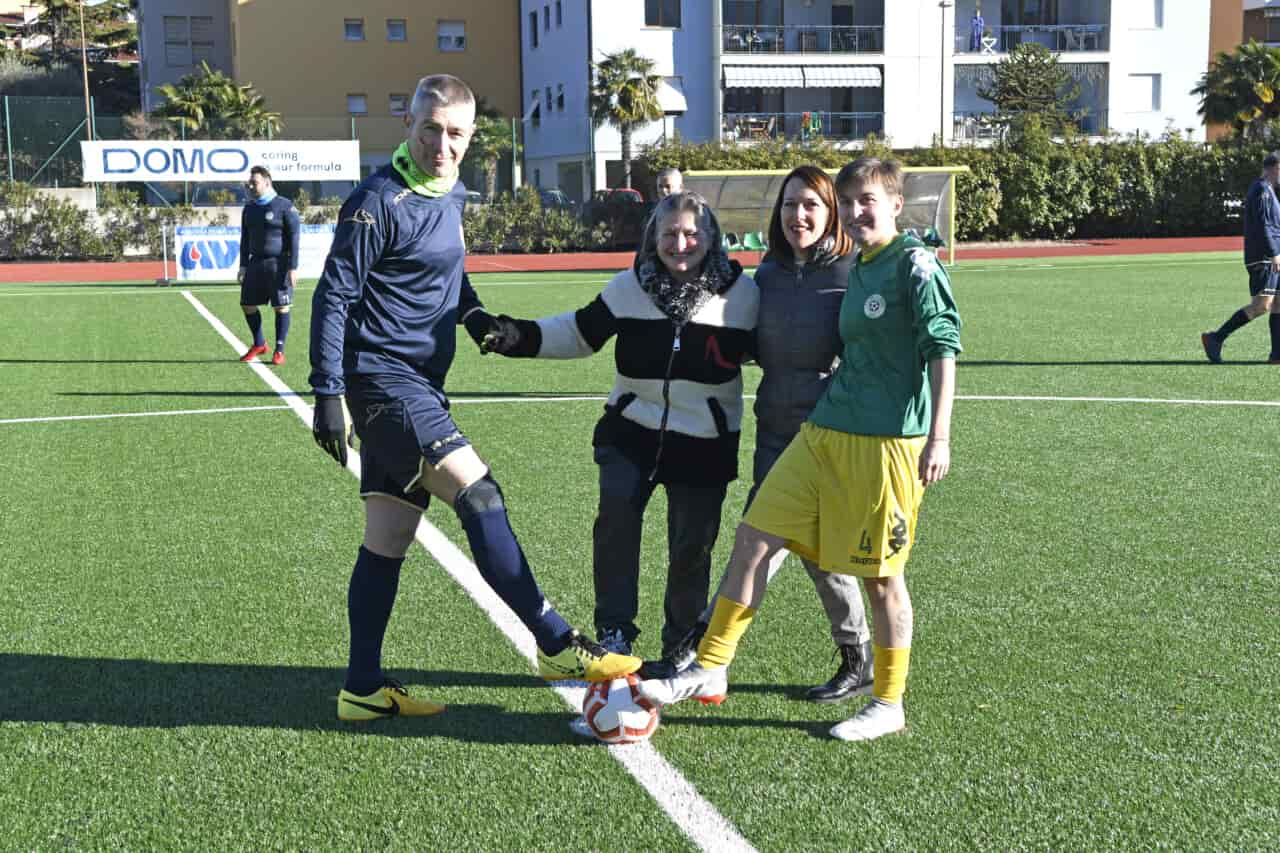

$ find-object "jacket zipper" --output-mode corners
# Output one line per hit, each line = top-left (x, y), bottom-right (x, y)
(648, 321), (684, 481)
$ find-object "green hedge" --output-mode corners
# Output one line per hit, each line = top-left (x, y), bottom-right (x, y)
(643, 128), (1268, 242)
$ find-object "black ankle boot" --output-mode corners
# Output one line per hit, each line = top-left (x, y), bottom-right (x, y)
(806, 641), (873, 703)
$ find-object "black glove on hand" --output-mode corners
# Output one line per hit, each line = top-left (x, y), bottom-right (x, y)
(463, 310), (501, 353)
(480, 314), (523, 355)
(313, 395), (353, 466)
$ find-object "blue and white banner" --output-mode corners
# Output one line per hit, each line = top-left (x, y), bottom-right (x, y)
(175, 224), (336, 282)
(81, 140), (361, 182)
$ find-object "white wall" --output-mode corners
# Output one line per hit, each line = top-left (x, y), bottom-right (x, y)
(882, 0), (950, 149)
(1108, 0), (1210, 139)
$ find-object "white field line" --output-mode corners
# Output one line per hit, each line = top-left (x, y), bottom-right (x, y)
(180, 290), (755, 853)
(0, 404), (291, 426)
(957, 393), (1280, 407)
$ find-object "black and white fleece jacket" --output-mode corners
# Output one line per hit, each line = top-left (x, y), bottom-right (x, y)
(504, 267), (759, 485)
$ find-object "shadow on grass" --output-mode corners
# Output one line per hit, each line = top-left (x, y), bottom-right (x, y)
(0, 654), (600, 744)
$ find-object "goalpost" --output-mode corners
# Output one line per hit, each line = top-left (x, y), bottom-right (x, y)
(683, 166), (970, 265)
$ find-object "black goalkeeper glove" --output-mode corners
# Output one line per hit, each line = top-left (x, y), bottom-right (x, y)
(463, 310), (523, 355)
(313, 395), (354, 466)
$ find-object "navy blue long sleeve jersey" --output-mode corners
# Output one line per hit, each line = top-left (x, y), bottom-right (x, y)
(308, 165), (483, 397)
(239, 195), (301, 270)
(1243, 177), (1280, 265)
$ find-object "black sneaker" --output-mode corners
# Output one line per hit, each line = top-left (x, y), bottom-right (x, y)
(1200, 332), (1223, 364)
(637, 620), (707, 680)
(806, 642), (873, 703)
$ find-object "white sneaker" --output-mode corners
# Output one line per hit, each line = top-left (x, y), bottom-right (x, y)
(568, 715), (594, 739)
(635, 662), (728, 707)
(829, 699), (906, 742)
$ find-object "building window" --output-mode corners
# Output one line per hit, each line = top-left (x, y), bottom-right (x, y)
(389, 93), (409, 116)
(529, 11), (539, 47)
(531, 90), (541, 127)
(556, 1), (563, 26)
(437, 20), (466, 51)
(1129, 74), (1160, 111)
(544, 5), (551, 30)
(347, 93), (368, 115)
(556, 83), (565, 110)
(534, 168), (542, 187)
(386, 19), (407, 41)
(164, 16), (215, 67)
(1266, 8), (1280, 43)
(344, 18), (364, 41)
(545, 86), (553, 113)
(190, 17), (214, 64)
(644, 0), (681, 28)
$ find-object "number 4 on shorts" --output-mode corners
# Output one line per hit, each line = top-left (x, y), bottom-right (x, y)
(858, 530), (872, 553)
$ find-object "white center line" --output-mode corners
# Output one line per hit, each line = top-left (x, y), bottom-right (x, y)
(180, 289), (756, 853)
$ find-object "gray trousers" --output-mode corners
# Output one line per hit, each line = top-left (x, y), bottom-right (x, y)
(713, 430), (870, 647)
(592, 444), (728, 656)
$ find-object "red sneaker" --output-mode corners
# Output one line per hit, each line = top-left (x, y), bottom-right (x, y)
(271, 351), (286, 366)
(239, 343), (269, 362)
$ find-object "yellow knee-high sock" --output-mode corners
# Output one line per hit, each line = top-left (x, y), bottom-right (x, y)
(872, 644), (911, 705)
(695, 597), (757, 668)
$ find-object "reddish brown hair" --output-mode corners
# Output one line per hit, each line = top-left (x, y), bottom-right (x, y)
(766, 165), (852, 262)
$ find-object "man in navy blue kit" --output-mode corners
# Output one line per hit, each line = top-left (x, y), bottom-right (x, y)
(309, 74), (641, 721)
(1202, 150), (1280, 364)
(237, 165), (300, 365)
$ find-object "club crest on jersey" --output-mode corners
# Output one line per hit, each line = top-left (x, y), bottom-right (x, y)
(864, 294), (886, 319)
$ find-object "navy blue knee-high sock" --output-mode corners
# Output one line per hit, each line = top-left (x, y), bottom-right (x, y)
(459, 507), (573, 654)
(274, 310), (291, 352)
(1215, 309), (1251, 341)
(1270, 313), (1280, 358)
(245, 310), (265, 347)
(344, 546), (404, 695)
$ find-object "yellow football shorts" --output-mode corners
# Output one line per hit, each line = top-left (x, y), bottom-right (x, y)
(743, 422), (926, 578)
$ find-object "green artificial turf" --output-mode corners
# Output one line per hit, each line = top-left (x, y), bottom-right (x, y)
(0, 253), (1276, 850)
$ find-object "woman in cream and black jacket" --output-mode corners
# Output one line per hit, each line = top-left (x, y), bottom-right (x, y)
(482, 191), (758, 663)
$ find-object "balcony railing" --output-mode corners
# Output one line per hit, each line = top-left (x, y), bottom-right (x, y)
(951, 109), (1108, 141)
(721, 24), (884, 54)
(724, 111), (884, 142)
(955, 23), (1108, 54)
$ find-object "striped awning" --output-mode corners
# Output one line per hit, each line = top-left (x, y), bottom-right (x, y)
(802, 66), (882, 88)
(657, 77), (688, 114)
(722, 65), (806, 88)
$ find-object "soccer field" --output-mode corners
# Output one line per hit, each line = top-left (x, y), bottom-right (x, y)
(1, 252), (1276, 851)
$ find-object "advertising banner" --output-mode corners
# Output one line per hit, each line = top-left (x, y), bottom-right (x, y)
(80, 140), (360, 182)
(175, 224), (336, 282)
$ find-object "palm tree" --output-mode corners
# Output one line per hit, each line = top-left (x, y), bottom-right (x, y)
(464, 99), (517, 200)
(1194, 40), (1280, 140)
(589, 49), (664, 189)
(153, 61), (281, 140)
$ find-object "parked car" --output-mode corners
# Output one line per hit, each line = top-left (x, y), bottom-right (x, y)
(538, 188), (574, 211)
(582, 187), (650, 248)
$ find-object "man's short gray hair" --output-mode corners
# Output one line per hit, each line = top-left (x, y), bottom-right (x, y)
(656, 167), (682, 182)
(409, 74), (476, 117)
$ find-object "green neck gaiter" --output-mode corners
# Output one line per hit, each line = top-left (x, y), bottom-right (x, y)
(391, 141), (457, 198)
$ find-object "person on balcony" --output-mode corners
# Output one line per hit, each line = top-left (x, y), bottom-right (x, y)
(970, 7), (985, 52)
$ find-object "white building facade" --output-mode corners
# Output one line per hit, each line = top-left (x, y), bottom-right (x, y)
(521, 1), (1212, 199)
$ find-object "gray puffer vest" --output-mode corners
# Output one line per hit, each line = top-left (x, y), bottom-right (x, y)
(752, 251), (853, 440)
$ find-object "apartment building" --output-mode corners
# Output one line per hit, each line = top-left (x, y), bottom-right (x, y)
(523, 1), (1214, 199)
(137, 0), (521, 170)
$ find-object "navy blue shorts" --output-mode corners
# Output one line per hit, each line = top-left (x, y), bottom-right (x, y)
(346, 381), (471, 511)
(1248, 263), (1279, 297)
(240, 258), (292, 308)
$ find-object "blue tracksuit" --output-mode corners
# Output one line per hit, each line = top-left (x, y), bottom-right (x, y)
(240, 195), (300, 270)
(1243, 177), (1280, 267)
(309, 165), (482, 398)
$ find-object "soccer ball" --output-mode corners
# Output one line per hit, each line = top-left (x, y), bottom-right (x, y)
(582, 674), (660, 744)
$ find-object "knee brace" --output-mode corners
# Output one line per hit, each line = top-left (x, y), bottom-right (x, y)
(453, 473), (506, 522)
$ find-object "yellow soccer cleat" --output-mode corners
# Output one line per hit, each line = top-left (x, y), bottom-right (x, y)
(537, 630), (642, 683)
(337, 678), (446, 721)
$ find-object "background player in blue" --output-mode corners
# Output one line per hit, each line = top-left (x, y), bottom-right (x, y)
(1201, 150), (1280, 364)
(237, 165), (299, 365)
(309, 74), (641, 722)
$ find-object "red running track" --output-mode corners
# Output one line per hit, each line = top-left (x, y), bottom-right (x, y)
(0, 236), (1242, 284)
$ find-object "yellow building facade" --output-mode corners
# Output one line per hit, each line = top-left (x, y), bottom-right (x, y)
(229, 0), (521, 164)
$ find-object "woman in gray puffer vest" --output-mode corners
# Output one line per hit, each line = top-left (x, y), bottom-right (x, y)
(663, 165), (873, 701)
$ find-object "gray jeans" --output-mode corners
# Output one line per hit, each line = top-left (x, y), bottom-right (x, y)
(714, 430), (870, 647)
(592, 444), (728, 656)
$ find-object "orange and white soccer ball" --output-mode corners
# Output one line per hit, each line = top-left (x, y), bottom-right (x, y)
(582, 673), (660, 744)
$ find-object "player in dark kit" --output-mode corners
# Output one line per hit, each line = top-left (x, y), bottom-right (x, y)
(1201, 150), (1280, 364)
(237, 165), (300, 365)
(309, 74), (641, 722)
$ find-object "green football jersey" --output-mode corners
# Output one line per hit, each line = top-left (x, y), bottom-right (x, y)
(809, 232), (961, 438)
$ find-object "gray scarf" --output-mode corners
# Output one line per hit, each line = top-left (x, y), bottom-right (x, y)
(636, 251), (741, 324)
